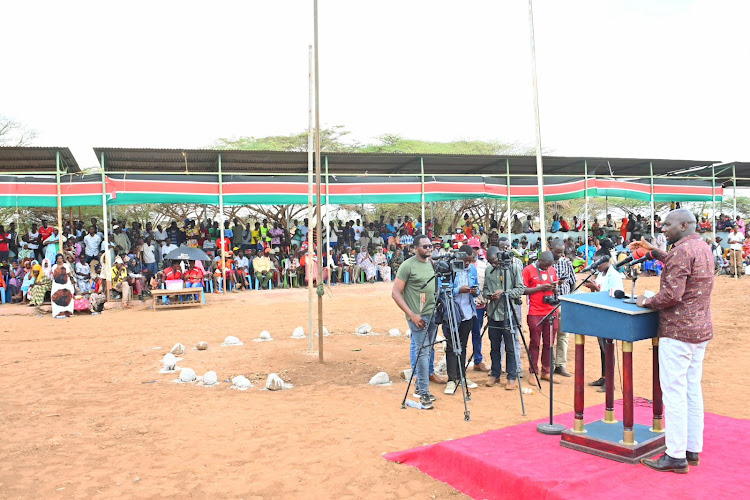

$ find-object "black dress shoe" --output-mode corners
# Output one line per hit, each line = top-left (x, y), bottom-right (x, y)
(588, 377), (605, 387)
(554, 366), (572, 377)
(641, 453), (689, 474)
(686, 451), (700, 466)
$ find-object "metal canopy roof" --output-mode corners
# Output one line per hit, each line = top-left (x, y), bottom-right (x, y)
(672, 161), (750, 187)
(93, 147), (717, 177)
(0, 147), (80, 173)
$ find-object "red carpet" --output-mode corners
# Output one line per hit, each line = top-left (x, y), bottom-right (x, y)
(384, 401), (749, 499)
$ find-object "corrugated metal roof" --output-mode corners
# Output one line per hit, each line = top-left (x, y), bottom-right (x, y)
(0, 147), (80, 173)
(93, 147), (717, 177)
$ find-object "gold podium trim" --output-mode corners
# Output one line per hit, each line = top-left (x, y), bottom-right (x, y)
(603, 410), (618, 424)
(573, 419), (587, 433)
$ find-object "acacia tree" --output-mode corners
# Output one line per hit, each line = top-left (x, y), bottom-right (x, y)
(0, 115), (37, 146)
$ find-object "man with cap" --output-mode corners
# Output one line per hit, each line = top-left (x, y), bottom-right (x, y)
(111, 256), (132, 308)
(234, 248), (250, 290)
(727, 224), (744, 278)
(522, 251), (559, 382)
(254, 248), (273, 289)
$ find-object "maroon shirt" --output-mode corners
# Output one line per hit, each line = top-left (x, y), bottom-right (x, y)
(644, 233), (714, 343)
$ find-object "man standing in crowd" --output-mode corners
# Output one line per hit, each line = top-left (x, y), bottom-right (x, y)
(469, 238), (489, 374)
(634, 209), (714, 474)
(0, 225), (10, 262)
(392, 234), (441, 409)
(728, 224), (744, 278)
(484, 246), (526, 389)
(523, 251), (559, 383)
(551, 238), (577, 378)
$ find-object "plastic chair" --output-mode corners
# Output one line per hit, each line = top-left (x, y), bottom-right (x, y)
(0, 287), (6, 304)
(255, 276), (273, 290)
(344, 270), (350, 284)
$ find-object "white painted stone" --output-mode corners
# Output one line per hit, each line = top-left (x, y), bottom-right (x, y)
(388, 328), (401, 337)
(196, 341), (208, 350)
(162, 353), (177, 371)
(202, 371), (218, 386)
(170, 343), (185, 355)
(260, 330), (272, 340)
(265, 373), (285, 391)
(356, 323), (372, 334)
(405, 329), (411, 339)
(292, 327), (305, 338)
(232, 375), (253, 389)
(179, 368), (197, 383)
(224, 336), (242, 345)
(369, 371), (391, 385)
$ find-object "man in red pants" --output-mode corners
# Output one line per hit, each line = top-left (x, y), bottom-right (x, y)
(522, 251), (560, 383)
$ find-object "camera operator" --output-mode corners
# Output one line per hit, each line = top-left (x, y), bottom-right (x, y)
(497, 236), (524, 373)
(443, 244), (480, 396)
(582, 248), (624, 392)
(392, 234), (440, 409)
(522, 251), (560, 383)
(483, 245), (526, 389)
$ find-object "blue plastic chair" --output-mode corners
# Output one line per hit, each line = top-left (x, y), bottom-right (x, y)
(255, 276), (273, 290)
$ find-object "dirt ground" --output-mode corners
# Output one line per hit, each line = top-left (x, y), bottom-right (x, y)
(1, 274), (748, 499)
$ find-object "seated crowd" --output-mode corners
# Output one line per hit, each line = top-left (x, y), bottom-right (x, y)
(0, 207), (747, 315)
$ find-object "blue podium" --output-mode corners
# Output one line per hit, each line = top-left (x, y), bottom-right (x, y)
(558, 292), (665, 464)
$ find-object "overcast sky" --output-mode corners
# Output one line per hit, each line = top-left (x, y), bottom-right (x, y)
(2, 0), (748, 169)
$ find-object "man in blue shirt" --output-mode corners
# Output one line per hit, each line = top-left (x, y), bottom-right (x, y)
(577, 238), (596, 263)
(444, 245), (479, 395)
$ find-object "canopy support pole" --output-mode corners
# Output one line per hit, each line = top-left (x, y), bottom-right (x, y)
(527, 0), (547, 246)
(584, 160), (589, 262)
(100, 152), (110, 301)
(650, 162), (655, 240)
(218, 154), (226, 294)
(325, 156), (330, 276)
(314, 0), (324, 363)
(506, 159), (511, 242)
(307, 43), (314, 354)
(420, 157), (426, 232)
(711, 165), (716, 243)
(55, 151), (63, 234)
(733, 164), (737, 218)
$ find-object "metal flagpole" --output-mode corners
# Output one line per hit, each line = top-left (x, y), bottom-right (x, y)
(527, 0), (547, 246)
(420, 157), (426, 231)
(314, 0), (324, 362)
(649, 162), (655, 239)
(307, 44), (315, 354)
(218, 154), (226, 293)
(733, 164), (737, 218)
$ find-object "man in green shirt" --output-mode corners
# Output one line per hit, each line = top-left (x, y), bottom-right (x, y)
(483, 245), (525, 389)
(392, 234), (440, 409)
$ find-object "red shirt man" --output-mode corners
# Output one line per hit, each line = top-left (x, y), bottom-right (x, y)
(216, 237), (231, 252)
(39, 223), (55, 242)
(522, 252), (559, 377)
(560, 218), (570, 231)
(184, 266), (203, 284)
(163, 264), (182, 281)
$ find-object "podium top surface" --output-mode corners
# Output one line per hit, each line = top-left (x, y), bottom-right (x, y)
(560, 292), (657, 316)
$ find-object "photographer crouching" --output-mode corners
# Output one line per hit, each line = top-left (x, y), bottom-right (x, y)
(443, 244), (480, 395)
(522, 251), (560, 383)
(484, 245), (526, 389)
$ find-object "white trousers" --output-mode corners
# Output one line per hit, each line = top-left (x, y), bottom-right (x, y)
(659, 337), (709, 459)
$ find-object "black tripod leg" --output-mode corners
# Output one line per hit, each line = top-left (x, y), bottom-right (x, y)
(401, 321), (435, 408)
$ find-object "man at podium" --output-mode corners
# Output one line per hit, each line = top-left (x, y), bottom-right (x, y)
(632, 209), (714, 474)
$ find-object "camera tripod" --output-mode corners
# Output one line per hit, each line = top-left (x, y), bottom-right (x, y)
(401, 274), (471, 421)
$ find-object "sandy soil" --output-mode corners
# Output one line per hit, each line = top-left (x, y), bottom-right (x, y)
(1, 275), (748, 499)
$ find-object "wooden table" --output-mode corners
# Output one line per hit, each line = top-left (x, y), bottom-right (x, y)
(152, 287), (204, 311)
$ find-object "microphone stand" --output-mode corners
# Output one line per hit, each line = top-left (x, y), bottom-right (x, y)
(622, 263), (638, 304)
(535, 266), (598, 436)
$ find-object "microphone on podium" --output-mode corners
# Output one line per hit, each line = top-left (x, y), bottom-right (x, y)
(614, 250), (655, 269)
(581, 255), (610, 273)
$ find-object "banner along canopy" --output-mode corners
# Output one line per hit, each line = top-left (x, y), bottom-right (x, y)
(0, 173), (723, 207)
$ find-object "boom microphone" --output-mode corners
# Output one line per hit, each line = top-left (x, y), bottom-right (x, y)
(581, 255), (610, 273)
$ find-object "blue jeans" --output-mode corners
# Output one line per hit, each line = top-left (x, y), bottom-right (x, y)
(471, 307), (486, 364)
(186, 281), (202, 301)
(408, 315), (438, 396)
(145, 262), (157, 275)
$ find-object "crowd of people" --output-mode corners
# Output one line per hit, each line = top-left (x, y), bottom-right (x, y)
(0, 207), (746, 316)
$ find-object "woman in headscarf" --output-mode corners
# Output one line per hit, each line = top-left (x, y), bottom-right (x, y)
(356, 246), (377, 283)
(51, 261), (75, 318)
(9, 260), (25, 302)
(75, 253), (92, 293)
(373, 246), (391, 282)
(27, 264), (52, 306)
(19, 260), (35, 303)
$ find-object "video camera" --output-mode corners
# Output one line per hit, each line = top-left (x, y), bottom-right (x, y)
(543, 291), (561, 306)
(434, 250), (469, 277)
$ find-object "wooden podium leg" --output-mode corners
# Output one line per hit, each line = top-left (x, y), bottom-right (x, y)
(621, 341), (635, 444)
(573, 334), (586, 433)
(604, 339), (617, 423)
(651, 337), (664, 432)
